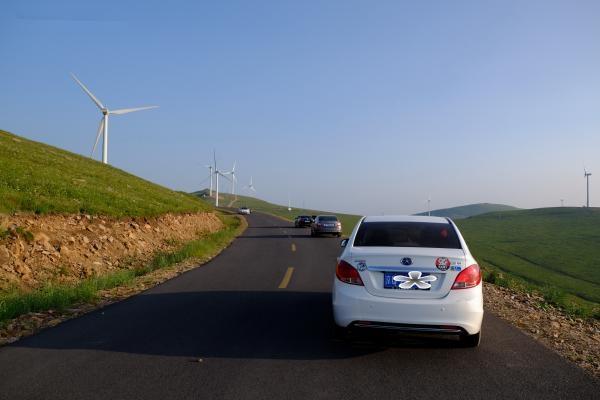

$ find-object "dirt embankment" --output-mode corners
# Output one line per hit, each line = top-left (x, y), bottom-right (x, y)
(0, 212), (223, 290)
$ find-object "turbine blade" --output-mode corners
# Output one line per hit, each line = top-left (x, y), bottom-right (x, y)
(110, 106), (159, 115)
(71, 73), (104, 110)
(91, 118), (105, 157)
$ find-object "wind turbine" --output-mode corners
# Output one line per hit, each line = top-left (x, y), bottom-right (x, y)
(205, 164), (214, 197)
(71, 73), (158, 164)
(244, 176), (256, 193)
(212, 150), (230, 207)
(427, 195), (431, 216)
(223, 162), (237, 195)
(584, 168), (592, 207)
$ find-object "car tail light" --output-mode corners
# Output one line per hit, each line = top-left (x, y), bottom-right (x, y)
(451, 264), (481, 289)
(336, 260), (364, 286)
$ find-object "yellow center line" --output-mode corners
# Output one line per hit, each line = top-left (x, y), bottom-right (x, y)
(278, 267), (294, 289)
(291, 243), (296, 252)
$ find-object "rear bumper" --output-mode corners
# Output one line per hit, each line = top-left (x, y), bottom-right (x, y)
(332, 279), (483, 335)
(314, 228), (342, 234)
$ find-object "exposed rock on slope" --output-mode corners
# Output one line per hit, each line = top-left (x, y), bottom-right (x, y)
(0, 212), (222, 290)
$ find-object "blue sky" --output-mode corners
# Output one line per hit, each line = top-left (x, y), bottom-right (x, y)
(1, 0), (599, 215)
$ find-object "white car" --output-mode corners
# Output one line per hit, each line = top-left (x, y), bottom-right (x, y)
(332, 215), (483, 347)
(238, 207), (251, 215)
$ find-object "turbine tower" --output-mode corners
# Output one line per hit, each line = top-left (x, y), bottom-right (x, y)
(427, 195), (431, 216)
(205, 165), (214, 197)
(223, 162), (237, 195)
(585, 169), (592, 207)
(212, 150), (230, 207)
(71, 73), (158, 164)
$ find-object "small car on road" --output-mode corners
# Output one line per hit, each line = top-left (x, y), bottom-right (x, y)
(311, 215), (342, 237)
(332, 215), (483, 347)
(294, 215), (313, 228)
(238, 206), (251, 215)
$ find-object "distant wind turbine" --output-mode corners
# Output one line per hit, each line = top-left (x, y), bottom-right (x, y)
(223, 162), (237, 195)
(584, 168), (592, 207)
(427, 195), (431, 216)
(244, 176), (256, 193)
(71, 73), (158, 164)
(212, 150), (230, 207)
(205, 164), (214, 197)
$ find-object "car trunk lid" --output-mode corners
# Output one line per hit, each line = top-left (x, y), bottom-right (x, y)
(349, 247), (466, 299)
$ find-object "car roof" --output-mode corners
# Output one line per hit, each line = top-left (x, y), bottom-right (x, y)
(362, 215), (450, 224)
(317, 215), (337, 218)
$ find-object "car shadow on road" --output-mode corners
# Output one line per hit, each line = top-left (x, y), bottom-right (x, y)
(11, 291), (463, 360)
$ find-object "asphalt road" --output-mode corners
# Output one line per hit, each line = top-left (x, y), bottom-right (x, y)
(0, 212), (597, 399)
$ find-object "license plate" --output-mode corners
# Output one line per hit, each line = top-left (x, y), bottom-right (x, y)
(383, 272), (432, 290)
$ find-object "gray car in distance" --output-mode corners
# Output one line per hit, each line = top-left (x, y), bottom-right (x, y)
(311, 215), (342, 237)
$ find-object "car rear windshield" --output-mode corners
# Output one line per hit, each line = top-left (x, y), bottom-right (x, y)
(353, 222), (461, 249)
(298, 216), (310, 219)
(319, 216), (338, 222)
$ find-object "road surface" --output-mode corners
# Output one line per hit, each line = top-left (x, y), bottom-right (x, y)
(0, 212), (597, 399)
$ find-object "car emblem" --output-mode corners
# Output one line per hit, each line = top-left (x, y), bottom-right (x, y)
(401, 257), (412, 266)
(435, 257), (451, 271)
(356, 260), (367, 271)
(393, 271), (437, 289)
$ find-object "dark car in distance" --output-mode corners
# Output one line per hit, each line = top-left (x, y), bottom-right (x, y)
(294, 215), (313, 228)
(311, 215), (342, 237)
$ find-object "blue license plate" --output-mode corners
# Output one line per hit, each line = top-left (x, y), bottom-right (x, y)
(383, 272), (431, 290)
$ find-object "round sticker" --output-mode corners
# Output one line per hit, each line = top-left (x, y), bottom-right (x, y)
(435, 257), (451, 271)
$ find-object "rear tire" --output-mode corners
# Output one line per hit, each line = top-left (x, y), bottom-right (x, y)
(460, 331), (481, 347)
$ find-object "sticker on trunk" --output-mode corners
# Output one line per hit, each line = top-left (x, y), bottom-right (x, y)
(356, 260), (367, 271)
(435, 257), (451, 271)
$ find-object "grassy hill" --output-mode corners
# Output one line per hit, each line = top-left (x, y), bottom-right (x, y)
(0, 130), (210, 216)
(415, 203), (519, 219)
(193, 190), (362, 234)
(456, 208), (600, 317)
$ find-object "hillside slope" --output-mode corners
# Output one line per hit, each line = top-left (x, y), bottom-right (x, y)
(415, 203), (519, 219)
(456, 207), (600, 316)
(0, 130), (210, 216)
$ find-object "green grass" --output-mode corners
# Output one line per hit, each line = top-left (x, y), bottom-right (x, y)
(0, 129), (211, 216)
(194, 190), (362, 235)
(0, 214), (243, 323)
(456, 207), (600, 318)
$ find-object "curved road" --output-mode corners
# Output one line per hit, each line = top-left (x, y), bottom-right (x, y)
(0, 212), (597, 399)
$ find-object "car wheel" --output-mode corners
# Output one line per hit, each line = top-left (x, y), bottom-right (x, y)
(459, 331), (481, 348)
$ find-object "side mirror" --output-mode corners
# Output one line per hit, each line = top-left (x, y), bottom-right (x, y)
(340, 238), (349, 248)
